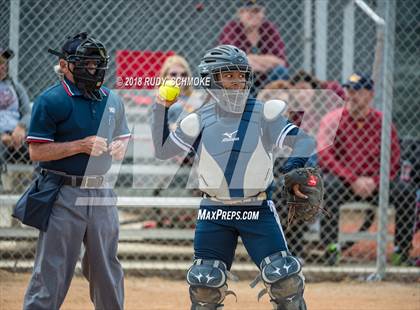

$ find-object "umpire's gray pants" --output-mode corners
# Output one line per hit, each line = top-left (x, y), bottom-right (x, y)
(23, 185), (124, 310)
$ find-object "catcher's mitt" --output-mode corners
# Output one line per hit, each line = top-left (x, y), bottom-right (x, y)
(283, 167), (326, 224)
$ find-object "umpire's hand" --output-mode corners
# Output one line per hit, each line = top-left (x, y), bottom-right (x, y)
(80, 136), (108, 157)
(109, 139), (128, 161)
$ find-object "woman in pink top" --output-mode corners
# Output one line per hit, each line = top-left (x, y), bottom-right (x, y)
(218, 0), (289, 91)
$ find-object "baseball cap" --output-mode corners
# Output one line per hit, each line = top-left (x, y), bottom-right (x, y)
(343, 73), (374, 90)
(49, 32), (107, 62)
(61, 32), (90, 56)
(241, 0), (263, 8)
(48, 32), (90, 59)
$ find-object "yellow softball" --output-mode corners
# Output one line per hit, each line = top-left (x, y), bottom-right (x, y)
(158, 79), (181, 102)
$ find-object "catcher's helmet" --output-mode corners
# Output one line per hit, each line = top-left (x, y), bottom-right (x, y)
(49, 32), (109, 100)
(199, 45), (253, 114)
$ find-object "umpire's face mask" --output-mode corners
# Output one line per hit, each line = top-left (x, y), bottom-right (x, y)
(67, 45), (109, 100)
(71, 57), (108, 90)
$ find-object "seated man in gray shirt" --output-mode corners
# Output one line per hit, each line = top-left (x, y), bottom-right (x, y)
(0, 47), (31, 191)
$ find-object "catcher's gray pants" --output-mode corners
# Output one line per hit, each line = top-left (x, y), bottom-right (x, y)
(23, 185), (124, 310)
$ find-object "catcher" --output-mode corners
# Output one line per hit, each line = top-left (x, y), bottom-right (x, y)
(152, 45), (323, 310)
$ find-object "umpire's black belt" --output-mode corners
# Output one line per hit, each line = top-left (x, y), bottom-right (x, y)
(40, 168), (105, 188)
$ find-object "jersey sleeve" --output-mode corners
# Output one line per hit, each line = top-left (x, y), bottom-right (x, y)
(170, 123), (198, 153)
(151, 103), (200, 160)
(264, 115), (316, 173)
(263, 114), (298, 149)
(26, 95), (57, 143)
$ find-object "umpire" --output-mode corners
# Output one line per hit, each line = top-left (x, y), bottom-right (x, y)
(23, 32), (130, 309)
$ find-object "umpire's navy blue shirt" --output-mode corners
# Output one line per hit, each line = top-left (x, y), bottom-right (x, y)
(27, 78), (131, 176)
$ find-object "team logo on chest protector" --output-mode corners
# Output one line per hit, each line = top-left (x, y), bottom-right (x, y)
(222, 130), (239, 142)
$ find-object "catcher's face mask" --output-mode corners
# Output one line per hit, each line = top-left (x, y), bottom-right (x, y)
(208, 64), (253, 114)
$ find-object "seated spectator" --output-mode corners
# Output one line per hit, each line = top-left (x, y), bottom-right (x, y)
(257, 79), (292, 104)
(394, 137), (420, 266)
(218, 0), (288, 93)
(260, 77), (318, 259)
(258, 80), (292, 178)
(0, 47), (32, 192)
(317, 73), (417, 265)
(288, 70), (323, 134)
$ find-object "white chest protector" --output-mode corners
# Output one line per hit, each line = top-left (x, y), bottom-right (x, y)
(179, 99), (286, 200)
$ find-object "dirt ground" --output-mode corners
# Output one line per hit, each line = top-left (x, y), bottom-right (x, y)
(0, 271), (419, 310)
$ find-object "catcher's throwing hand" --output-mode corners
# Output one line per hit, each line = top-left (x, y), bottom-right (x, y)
(283, 167), (325, 224)
(157, 80), (180, 107)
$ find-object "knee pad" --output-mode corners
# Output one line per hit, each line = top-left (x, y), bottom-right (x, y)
(187, 259), (235, 310)
(251, 252), (306, 310)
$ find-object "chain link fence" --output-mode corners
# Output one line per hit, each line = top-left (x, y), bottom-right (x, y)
(0, 0), (419, 278)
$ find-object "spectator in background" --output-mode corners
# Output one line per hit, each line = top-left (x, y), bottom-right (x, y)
(218, 0), (288, 92)
(258, 79), (307, 259)
(288, 70), (326, 170)
(0, 47), (32, 192)
(257, 79), (292, 104)
(259, 76), (321, 259)
(288, 70), (323, 134)
(395, 137), (420, 267)
(317, 73), (416, 266)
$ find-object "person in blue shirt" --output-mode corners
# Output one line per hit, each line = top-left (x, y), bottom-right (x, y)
(152, 45), (314, 310)
(22, 32), (130, 310)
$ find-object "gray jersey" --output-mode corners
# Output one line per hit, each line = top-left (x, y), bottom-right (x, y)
(152, 99), (314, 200)
(194, 102), (285, 199)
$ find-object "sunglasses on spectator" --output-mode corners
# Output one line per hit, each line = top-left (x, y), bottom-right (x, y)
(168, 71), (188, 78)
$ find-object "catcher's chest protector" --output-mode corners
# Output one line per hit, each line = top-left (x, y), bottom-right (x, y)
(195, 103), (274, 200)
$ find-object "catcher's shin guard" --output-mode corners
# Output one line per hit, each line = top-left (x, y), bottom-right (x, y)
(187, 259), (236, 310)
(250, 251), (307, 310)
